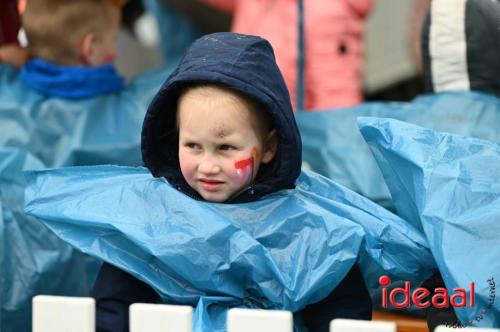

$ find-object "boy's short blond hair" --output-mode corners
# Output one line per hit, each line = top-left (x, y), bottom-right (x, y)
(22, 0), (123, 64)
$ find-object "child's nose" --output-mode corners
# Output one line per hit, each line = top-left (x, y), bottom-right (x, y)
(198, 155), (221, 174)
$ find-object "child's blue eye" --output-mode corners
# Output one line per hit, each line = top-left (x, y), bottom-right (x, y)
(219, 144), (235, 151)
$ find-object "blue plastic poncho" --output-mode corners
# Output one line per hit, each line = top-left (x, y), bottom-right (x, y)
(24, 165), (436, 332)
(0, 148), (94, 332)
(358, 117), (500, 327)
(0, 61), (174, 331)
(296, 91), (500, 209)
(0, 63), (174, 167)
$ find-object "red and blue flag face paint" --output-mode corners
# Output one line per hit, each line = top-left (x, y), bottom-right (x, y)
(234, 147), (260, 186)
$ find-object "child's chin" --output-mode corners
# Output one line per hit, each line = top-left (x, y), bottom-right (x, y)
(200, 191), (230, 203)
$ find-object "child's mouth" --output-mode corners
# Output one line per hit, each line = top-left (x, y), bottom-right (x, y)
(199, 179), (225, 191)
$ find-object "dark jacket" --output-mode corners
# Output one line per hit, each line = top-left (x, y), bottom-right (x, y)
(421, 0), (500, 96)
(422, 273), (461, 331)
(93, 32), (371, 332)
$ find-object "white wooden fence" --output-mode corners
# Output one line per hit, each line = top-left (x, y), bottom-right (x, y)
(32, 295), (500, 332)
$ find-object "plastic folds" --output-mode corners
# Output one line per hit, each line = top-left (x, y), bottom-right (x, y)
(0, 149), (93, 332)
(24, 166), (435, 332)
(358, 117), (500, 327)
(297, 92), (500, 209)
(0, 63), (174, 167)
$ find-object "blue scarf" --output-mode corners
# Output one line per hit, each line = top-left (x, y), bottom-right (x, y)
(20, 59), (124, 99)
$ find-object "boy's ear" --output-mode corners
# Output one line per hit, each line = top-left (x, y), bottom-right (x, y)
(79, 32), (96, 65)
(261, 129), (278, 164)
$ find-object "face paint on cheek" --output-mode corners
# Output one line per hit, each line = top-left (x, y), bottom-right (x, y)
(251, 147), (260, 160)
(234, 156), (253, 186)
(233, 147), (261, 186)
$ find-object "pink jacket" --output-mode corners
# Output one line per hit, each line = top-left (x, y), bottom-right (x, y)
(200, 0), (373, 110)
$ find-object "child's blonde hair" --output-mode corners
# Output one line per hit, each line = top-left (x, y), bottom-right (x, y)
(22, 0), (124, 65)
(177, 84), (274, 141)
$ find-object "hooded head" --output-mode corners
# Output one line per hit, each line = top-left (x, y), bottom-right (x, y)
(421, 0), (500, 96)
(141, 32), (302, 203)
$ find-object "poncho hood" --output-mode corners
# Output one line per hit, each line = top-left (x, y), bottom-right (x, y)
(141, 32), (302, 202)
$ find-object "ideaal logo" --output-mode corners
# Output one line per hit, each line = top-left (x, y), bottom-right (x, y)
(379, 275), (496, 327)
(379, 275), (475, 309)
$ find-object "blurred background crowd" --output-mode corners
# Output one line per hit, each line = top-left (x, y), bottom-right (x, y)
(1, 0), (433, 107)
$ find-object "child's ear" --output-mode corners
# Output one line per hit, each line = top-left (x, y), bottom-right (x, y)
(79, 32), (96, 65)
(261, 129), (278, 164)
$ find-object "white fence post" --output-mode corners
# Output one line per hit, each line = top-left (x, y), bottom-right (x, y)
(32, 295), (95, 332)
(227, 308), (293, 332)
(129, 303), (193, 332)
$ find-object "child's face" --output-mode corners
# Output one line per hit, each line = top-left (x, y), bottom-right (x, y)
(178, 87), (273, 202)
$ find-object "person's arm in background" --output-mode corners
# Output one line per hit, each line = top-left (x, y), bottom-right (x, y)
(0, 44), (30, 68)
(408, 0), (431, 73)
(160, 0), (233, 32)
(92, 262), (160, 332)
(299, 264), (372, 332)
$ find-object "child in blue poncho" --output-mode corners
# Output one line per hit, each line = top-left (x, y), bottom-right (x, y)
(18, 0), (125, 97)
(0, 1), (171, 330)
(92, 32), (372, 332)
(0, 0), (171, 167)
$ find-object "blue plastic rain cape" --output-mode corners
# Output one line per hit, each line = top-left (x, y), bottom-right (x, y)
(0, 62), (174, 167)
(24, 165), (436, 332)
(358, 117), (500, 327)
(296, 91), (500, 210)
(0, 62), (174, 331)
(0, 148), (94, 332)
